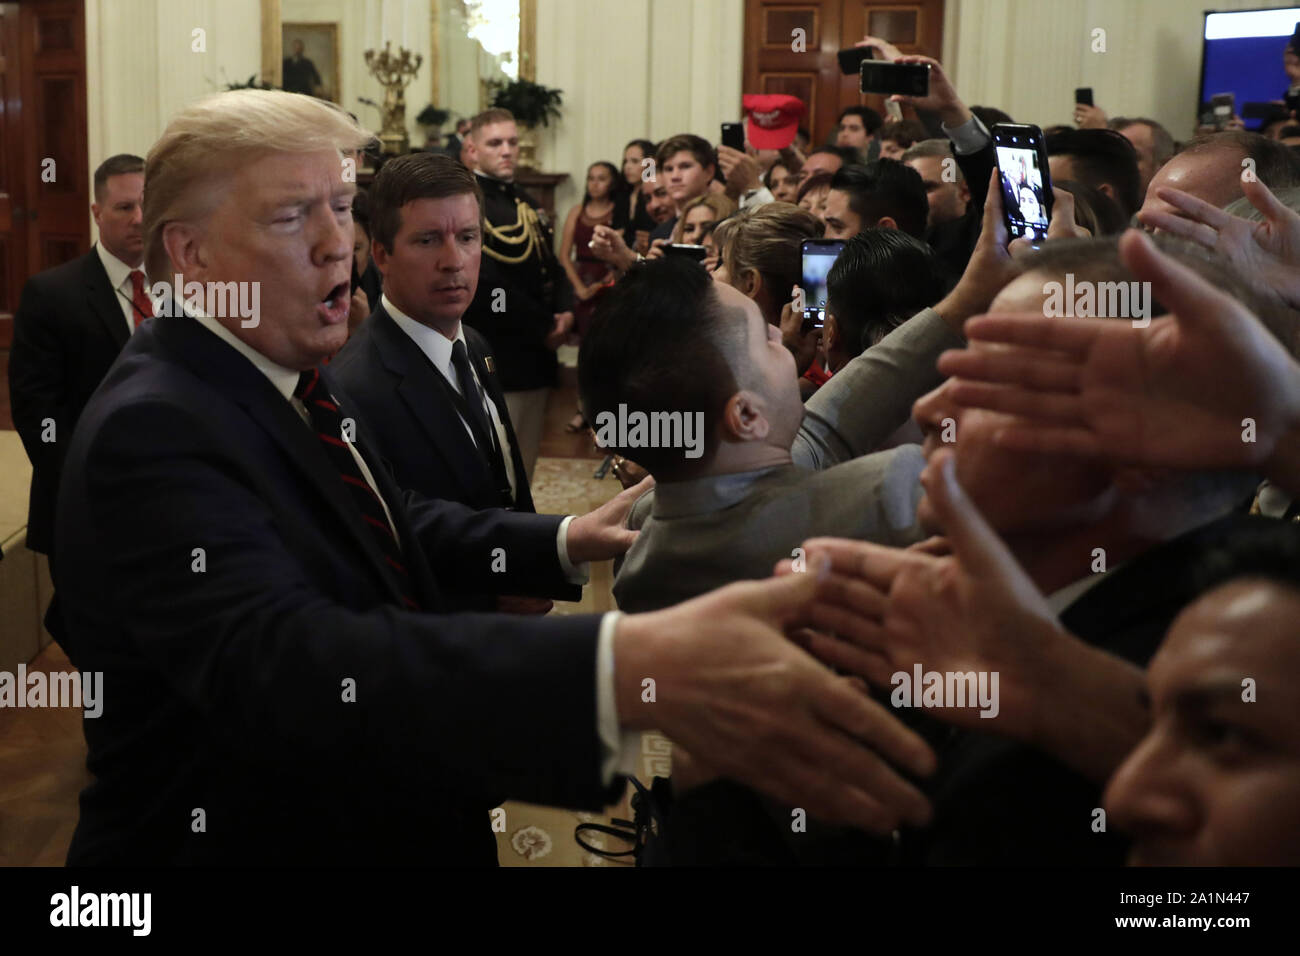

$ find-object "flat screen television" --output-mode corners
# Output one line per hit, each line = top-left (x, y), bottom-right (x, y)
(1200, 6), (1300, 130)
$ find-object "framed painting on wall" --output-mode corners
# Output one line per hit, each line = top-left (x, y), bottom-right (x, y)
(282, 22), (341, 103)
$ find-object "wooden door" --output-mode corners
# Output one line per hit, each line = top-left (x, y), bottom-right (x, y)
(0, 0), (88, 332)
(840, 0), (945, 121)
(743, 0), (944, 146)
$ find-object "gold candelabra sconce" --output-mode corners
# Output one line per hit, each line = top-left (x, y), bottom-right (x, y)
(364, 42), (423, 155)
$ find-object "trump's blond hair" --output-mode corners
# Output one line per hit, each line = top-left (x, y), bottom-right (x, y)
(143, 89), (373, 280)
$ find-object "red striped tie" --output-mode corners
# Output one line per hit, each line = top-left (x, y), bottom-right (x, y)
(129, 270), (154, 326)
(295, 369), (420, 609)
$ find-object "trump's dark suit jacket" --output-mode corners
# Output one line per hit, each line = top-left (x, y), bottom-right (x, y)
(330, 304), (536, 514)
(8, 247), (128, 556)
(54, 313), (616, 866)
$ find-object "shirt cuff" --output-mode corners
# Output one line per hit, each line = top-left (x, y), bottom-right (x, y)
(740, 186), (774, 210)
(556, 514), (591, 586)
(943, 113), (991, 155)
(596, 610), (641, 785)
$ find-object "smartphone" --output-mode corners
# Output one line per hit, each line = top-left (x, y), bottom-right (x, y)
(1074, 87), (1093, 107)
(801, 239), (845, 328)
(992, 123), (1054, 243)
(837, 46), (875, 75)
(664, 243), (708, 262)
(860, 60), (930, 97)
(1211, 92), (1235, 130)
(720, 122), (745, 151)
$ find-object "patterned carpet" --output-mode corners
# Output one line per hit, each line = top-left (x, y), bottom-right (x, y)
(492, 456), (672, 868)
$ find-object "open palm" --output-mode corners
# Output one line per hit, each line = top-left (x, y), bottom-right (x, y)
(941, 230), (1300, 471)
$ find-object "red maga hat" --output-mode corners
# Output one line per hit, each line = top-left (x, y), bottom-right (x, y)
(742, 94), (805, 150)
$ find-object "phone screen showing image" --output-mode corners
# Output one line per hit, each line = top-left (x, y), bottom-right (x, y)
(801, 240), (845, 327)
(993, 126), (1053, 243)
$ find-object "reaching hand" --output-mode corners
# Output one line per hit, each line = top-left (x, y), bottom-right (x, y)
(933, 171), (1017, 331)
(616, 568), (936, 832)
(1139, 178), (1300, 312)
(856, 34), (905, 63)
(790, 452), (1069, 738)
(780, 295), (820, 376)
(565, 475), (652, 563)
(718, 145), (761, 197)
(938, 229), (1300, 492)
(1073, 103), (1108, 129)
(887, 53), (970, 128)
(544, 310), (574, 349)
(589, 224), (637, 271)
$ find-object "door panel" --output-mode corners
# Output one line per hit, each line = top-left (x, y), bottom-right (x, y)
(0, 0), (88, 327)
(744, 0), (944, 147)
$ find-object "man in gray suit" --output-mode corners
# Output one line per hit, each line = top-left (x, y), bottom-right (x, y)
(579, 247), (1005, 614)
(579, 178), (1029, 614)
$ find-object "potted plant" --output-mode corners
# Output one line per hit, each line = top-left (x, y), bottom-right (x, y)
(415, 104), (451, 147)
(224, 74), (277, 91)
(486, 78), (564, 168)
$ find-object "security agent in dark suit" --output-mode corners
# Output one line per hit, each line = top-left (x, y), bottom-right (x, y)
(8, 154), (147, 656)
(55, 89), (937, 865)
(332, 154), (535, 515)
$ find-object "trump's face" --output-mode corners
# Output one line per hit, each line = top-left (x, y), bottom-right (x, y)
(188, 148), (355, 369)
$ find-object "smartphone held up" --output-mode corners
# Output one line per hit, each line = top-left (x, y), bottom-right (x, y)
(860, 59), (930, 97)
(992, 123), (1054, 243)
(800, 239), (845, 329)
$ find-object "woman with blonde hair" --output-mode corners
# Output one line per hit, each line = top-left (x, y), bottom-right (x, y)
(712, 201), (823, 327)
(670, 192), (736, 247)
(645, 192), (737, 264)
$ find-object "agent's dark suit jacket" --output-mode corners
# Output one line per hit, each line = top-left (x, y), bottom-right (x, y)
(330, 304), (537, 514)
(8, 247), (129, 556)
(55, 314), (617, 866)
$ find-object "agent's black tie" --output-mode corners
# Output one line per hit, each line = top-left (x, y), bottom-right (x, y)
(295, 369), (420, 609)
(450, 339), (512, 499)
(450, 340), (496, 449)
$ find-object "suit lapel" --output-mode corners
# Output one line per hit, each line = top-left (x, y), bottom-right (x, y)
(84, 248), (130, 349)
(370, 307), (492, 499)
(153, 314), (411, 607)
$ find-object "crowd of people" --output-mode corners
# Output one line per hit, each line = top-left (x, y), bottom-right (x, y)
(9, 28), (1300, 870)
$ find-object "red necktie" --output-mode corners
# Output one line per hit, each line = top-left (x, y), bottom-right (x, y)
(129, 270), (154, 326)
(295, 369), (421, 610)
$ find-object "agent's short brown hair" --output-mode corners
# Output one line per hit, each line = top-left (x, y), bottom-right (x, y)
(368, 152), (483, 253)
(93, 154), (144, 202)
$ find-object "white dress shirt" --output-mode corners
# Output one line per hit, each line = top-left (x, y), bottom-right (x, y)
(383, 293), (517, 500)
(189, 308), (631, 784)
(95, 243), (144, 334)
(1046, 564), (1120, 617)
